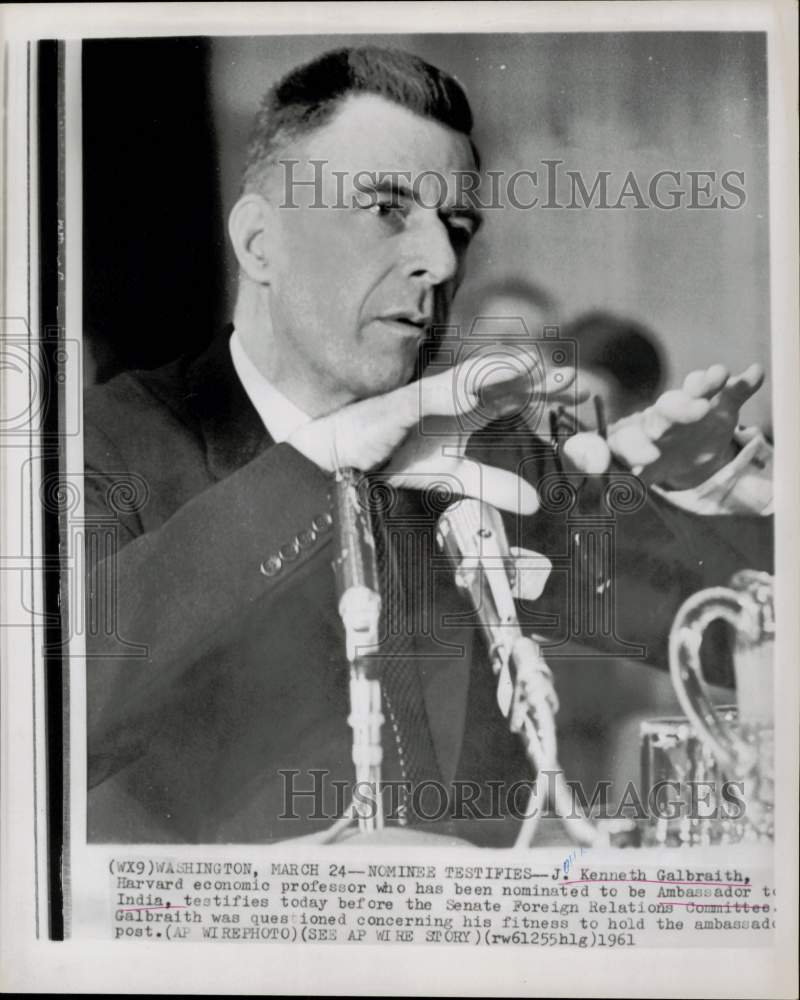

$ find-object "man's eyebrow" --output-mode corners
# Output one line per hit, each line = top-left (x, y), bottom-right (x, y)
(358, 173), (483, 230)
(372, 175), (483, 220)
(358, 175), (414, 200)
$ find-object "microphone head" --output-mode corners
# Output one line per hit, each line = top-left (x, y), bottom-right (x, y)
(436, 497), (510, 563)
(331, 467), (382, 664)
(331, 468), (380, 598)
(437, 498), (522, 718)
(562, 431), (611, 475)
(436, 498), (518, 627)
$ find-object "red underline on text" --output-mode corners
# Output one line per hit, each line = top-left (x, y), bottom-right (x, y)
(658, 901), (764, 910)
(118, 905), (188, 911)
(562, 879), (748, 888)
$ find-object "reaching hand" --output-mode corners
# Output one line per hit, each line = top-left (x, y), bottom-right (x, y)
(383, 361), (578, 514)
(606, 363), (764, 489)
(288, 345), (580, 515)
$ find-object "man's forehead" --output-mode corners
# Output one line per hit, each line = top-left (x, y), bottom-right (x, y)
(299, 92), (478, 178)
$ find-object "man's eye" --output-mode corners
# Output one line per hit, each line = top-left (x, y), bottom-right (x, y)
(366, 199), (407, 219)
(447, 219), (476, 249)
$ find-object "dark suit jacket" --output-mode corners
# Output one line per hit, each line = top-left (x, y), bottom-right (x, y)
(83, 331), (772, 843)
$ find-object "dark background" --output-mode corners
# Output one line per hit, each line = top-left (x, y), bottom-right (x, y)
(83, 38), (226, 382)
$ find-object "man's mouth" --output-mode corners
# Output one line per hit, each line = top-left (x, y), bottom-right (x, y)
(377, 312), (430, 336)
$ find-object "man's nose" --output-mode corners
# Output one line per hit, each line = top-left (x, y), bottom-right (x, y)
(403, 214), (459, 288)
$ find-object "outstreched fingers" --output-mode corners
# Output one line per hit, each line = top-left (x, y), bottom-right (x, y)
(642, 390), (710, 440)
(456, 460), (539, 515)
(682, 364), (729, 400)
(682, 363), (764, 408)
(720, 363), (764, 409)
(417, 352), (582, 433)
(389, 459), (539, 516)
(476, 366), (584, 423)
(639, 362), (765, 443)
(606, 362), (766, 479)
(416, 346), (575, 414)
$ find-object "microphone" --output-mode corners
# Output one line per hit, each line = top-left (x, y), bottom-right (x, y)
(436, 497), (558, 724)
(436, 497), (599, 848)
(436, 498), (522, 717)
(331, 466), (384, 834)
(331, 467), (382, 665)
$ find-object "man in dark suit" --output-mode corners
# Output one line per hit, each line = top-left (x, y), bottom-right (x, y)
(84, 47), (772, 844)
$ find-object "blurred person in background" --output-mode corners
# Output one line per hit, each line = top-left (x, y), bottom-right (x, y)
(564, 310), (666, 423)
(453, 284), (665, 425)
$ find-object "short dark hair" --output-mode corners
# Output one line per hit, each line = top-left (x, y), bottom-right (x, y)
(564, 310), (665, 404)
(242, 45), (475, 192)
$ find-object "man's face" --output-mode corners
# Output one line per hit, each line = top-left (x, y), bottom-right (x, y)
(265, 94), (480, 406)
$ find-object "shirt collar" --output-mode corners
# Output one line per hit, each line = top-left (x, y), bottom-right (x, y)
(229, 327), (313, 444)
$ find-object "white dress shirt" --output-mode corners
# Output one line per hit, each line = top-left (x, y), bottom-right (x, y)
(229, 327), (313, 443)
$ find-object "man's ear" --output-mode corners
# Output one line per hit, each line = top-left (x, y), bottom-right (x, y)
(228, 193), (276, 284)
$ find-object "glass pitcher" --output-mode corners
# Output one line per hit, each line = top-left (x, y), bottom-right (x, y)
(669, 569), (774, 840)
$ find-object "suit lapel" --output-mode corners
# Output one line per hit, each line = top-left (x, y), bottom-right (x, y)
(184, 327), (274, 481)
(183, 331), (474, 787)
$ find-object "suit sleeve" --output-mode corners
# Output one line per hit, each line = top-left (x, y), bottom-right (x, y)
(533, 472), (772, 685)
(84, 432), (334, 788)
(472, 436), (773, 686)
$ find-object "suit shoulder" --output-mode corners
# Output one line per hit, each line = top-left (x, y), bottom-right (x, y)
(85, 354), (196, 427)
(84, 356), (203, 473)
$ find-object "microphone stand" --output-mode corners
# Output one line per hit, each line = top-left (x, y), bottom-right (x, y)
(506, 635), (600, 848)
(331, 467), (384, 836)
(437, 499), (602, 849)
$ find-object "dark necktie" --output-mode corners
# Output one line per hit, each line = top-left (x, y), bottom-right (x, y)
(369, 484), (443, 825)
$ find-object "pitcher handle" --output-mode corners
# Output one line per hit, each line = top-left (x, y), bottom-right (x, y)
(669, 587), (756, 775)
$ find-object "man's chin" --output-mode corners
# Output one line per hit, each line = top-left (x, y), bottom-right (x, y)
(354, 360), (417, 398)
